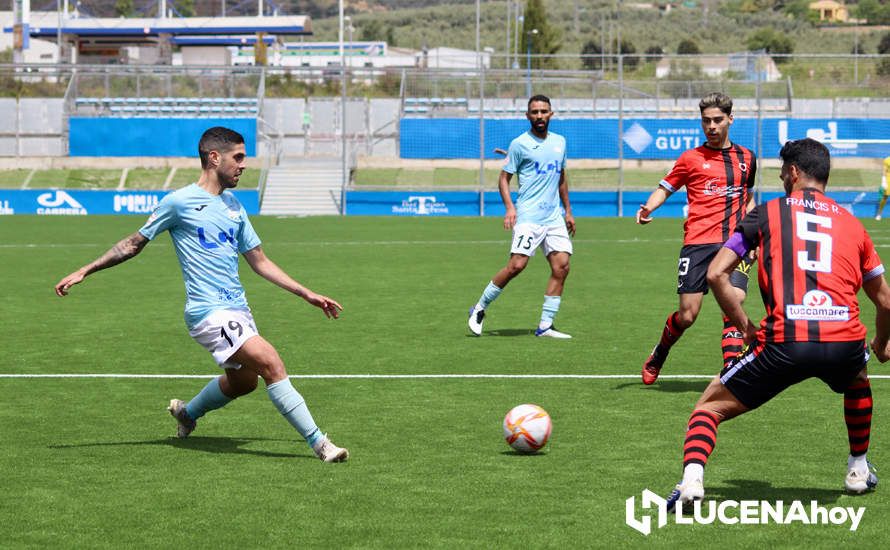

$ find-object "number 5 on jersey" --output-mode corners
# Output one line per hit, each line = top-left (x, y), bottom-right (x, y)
(795, 212), (832, 273)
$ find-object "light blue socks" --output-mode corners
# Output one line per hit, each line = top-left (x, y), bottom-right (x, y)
(539, 295), (561, 329)
(478, 281), (503, 309)
(186, 377), (233, 420)
(267, 378), (323, 448)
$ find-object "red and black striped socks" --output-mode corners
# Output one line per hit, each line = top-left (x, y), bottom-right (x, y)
(721, 315), (745, 369)
(844, 379), (872, 458)
(683, 410), (720, 470)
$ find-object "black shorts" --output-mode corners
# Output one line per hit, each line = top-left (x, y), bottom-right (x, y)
(676, 244), (753, 295)
(720, 340), (868, 410)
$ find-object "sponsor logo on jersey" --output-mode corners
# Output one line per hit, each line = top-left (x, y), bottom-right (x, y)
(198, 227), (237, 250)
(786, 290), (849, 321)
(703, 178), (744, 197)
(36, 190), (87, 215)
(533, 160), (561, 175)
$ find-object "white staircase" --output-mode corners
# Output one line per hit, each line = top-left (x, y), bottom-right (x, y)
(260, 158), (344, 216)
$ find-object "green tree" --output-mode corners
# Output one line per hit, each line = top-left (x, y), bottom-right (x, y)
(856, 0), (890, 25)
(580, 40), (603, 70)
(360, 19), (385, 42)
(114, 0), (134, 17)
(614, 39), (639, 71)
(520, 0), (562, 70)
(677, 39), (700, 55)
(645, 45), (664, 64)
(746, 28), (793, 64)
(173, 0), (195, 17)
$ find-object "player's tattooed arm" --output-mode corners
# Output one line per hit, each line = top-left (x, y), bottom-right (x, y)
(85, 232), (150, 274)
(55, 232), (149, 296)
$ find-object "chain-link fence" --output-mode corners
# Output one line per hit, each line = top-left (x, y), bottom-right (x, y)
(0, 55), (887, 195)
(396, 53), (890, 197)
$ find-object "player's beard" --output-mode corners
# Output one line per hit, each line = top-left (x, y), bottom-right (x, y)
(219, 169), (241, 189)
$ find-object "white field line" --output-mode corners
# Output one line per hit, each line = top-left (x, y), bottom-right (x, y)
(3, 373), (890, 380)
(1, 238), (677, 249)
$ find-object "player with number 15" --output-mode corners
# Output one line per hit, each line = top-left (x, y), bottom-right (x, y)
(467, 94), (576, 338)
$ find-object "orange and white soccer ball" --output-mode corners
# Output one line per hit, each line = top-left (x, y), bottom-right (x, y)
(503, 404), (552, 453)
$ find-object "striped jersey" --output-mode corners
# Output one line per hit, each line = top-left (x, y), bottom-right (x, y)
(735, 188), (884, 343)
(661, 143), (756, 245)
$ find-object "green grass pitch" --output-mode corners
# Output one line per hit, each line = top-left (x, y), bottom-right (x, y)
(3, 215), (890, 547)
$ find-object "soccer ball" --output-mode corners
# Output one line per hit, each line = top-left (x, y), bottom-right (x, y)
(503, 404), (552, 453)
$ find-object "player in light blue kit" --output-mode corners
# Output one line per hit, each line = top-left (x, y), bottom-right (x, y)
(54, 127), (348, 462)
(468, 95), (576, 338)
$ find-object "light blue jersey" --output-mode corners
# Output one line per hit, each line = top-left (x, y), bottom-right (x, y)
(503, 130), (567, 226)
(139, 183), (261, 329)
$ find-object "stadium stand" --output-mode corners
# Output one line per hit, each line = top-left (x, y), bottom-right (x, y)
(74, 97), (259, 117)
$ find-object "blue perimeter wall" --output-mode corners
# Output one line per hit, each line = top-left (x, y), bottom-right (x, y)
(69, 118), (257, 157)
(0, 189), (874, 218)
(400, 118), (890, 159)
(0, 189), (259, 215)
(346, 190), (876, 218)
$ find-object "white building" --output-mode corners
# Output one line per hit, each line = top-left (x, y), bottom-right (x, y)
(228, 41), (490, 70)
(656, 53), (782, 82)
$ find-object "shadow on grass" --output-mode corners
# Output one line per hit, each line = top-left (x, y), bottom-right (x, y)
(49, 436), (312, 459)
(612, 380), (710, 393)
(500, 450), (550, 457)
(478, 328), (537, 337)
(707, 479), (846, 504)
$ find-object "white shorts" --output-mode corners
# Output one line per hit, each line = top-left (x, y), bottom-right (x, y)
(188, 308), (259, 369)
(510, 223), (573, 257)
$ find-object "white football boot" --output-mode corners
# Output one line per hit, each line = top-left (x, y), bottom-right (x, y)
(313, 434), (349, 463)
(167, 399), (197, 438)
(845, 462), (878, 494)
(468, 306), (485, 336)
(666, 478), (705, 512)
(535, 325), (572, 339)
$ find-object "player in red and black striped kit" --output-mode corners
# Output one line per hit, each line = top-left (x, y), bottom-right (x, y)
(636, 92), (757, 384)
(666, 138), (890, 510)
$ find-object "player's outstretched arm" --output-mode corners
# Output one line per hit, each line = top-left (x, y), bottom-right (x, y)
(498, 170), (517, 230)
(54, 231), (149, 297)
(242, 246), (342, 319)
(636, 187), (671, 225)
(864, 274), (890, 362)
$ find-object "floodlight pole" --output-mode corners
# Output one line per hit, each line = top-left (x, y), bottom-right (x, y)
(340, 0), (348, 215)
(477, 0), (485, 216)
(56, 0), (61, 63)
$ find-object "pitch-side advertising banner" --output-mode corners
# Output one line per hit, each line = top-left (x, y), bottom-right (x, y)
(400, 118), (890, 159)
(345, 190), (877, 218)
(0, 189), (259, 215)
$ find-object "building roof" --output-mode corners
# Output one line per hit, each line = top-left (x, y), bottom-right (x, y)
(1, 12), (310, 38)
(809, 0), (844, 7)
